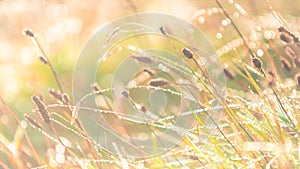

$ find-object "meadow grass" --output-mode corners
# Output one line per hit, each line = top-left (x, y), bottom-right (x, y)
(1, 0), (300, 168)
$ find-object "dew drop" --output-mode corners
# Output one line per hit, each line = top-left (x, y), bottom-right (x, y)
(212, 7), (218, 14)
(128, 45), (137, 51)
(206, 9), (212, 16)
(56, 144), (65, 154)
(198, 16), (205, 24)
(135, 103), (142, 110)
(216, 33), (223, 39)
(194, 9), (206, 16)
(233, 12), (239, 18)
(20, 120), (27, 129)
(55, 154), (65, 164)
(256, 49), (264, 57)
(256, 26), (262, 32)
(221, 19), (228, 26)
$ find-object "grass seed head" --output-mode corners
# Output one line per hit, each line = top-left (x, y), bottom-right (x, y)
(149, 78), (169, 87)
(281, 58), (291, 71)
(48, 88), (63, 102)
(90, 83), (101, 94)
(131, 54), (153, 64)
(267, 70), (276, 86)
(159, 26), (167, 35)
(24, 114), (42, 129)
(31, 95), (51, 124)
(62, 93), (70, 103)
(143, 68), (155, 76)
(38, 56), (48, 64)
(278, 27), (299, 43)
(252, 58), (262, 69)
(223, 65), (235, 79)
(140, 104), (147, 112)
(189, 155), (199, 160)
(22, 28), (34, 37)
(279, 32), (293, 43)
(278, 27), (285, 32)
(121, 90), (129, 98)
(284, 46), (297, 59)
(182, 48), (194, 59)
(293, 58), (300, 68)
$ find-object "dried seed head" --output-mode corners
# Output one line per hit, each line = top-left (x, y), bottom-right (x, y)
(251, 110), (263, 121)
(278, 27), (293, 35)
(295, 73), (300, 89)
(279, 32), (293, 43)
(189, 155), (199, 160)
(22, 28), (34, 37)
(159, 26), (167, 35)
(182, 48), (194, 59)
(293, 58), (300, 68)
(268, 70), (275, 78)
(62, 93), (70, 103)
(48, 88), (62, 102)
(32, 95), (44, 109)
(38, 56), (48, 64)
(143, 68), (155, 76)
(121, 90), (129, 98)
(39, 94), (44, 102)
(31, 95), (50, 124)
(90, 83), (101, 94)
(149, 78), (169, 87)
(281, 58), (291, 71)
(278, 27), (299, 43)
(267, 70), (276, 86)
(140, 104), (147, 112)
(278, 27), (286, 32)
(284, 46), (297, 59)
(131, 54), (152, 64)
(24, 114), (42, 129)
(223, 65), (235, 79)
(252, 58), (262, 69)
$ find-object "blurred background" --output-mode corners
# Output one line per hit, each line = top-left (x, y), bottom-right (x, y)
(0, 0), (299, 116)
